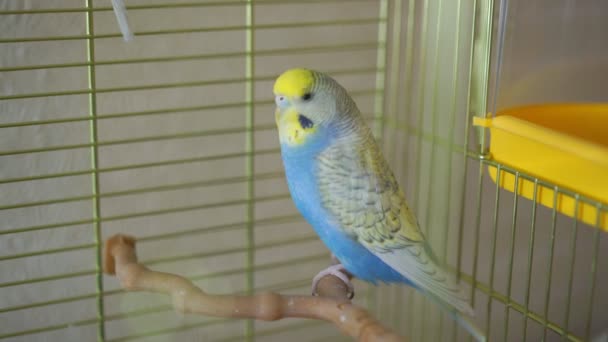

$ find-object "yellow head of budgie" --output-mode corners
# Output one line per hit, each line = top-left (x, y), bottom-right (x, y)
(273, 69), (320, 147)
(273, 68), (359, 147)
(273, 68), (315, 98)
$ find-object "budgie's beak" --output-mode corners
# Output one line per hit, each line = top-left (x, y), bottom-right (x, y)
(275, 106), (315, 146)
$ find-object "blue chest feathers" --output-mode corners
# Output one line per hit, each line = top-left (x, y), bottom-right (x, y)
(279, 133), (409, 284)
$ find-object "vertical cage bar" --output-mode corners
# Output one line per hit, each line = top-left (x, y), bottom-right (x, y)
(395, 0), (417, 190)
(541, 187), (559, 340)
(488, 0), (509, 116)
(442, 0), (465, 337)
(409, 0), (430, 337)
(423, 0), (444, 252)
(484, 164), (502, 337)
(385, 0), (403, 168)
(85, 1), (105, 340)
(468, 159), (485, 328)
(368, 0), (390, 316)
(372, 0), (389, 141)
(442, 0), (464, 267)
(470, 0), (495, 153)
(522, 179), (540, 341)
(422, 0), (445, 339)
(457, 0), (478, 272)
(463, 158), (485, 342)
(245, 1), (256, 340)
(584, 205), (602, 340)
(561, 196), (579, 341)
(453, 0), (478, 338)
(502, 172), (520, 342)
(412, 0), (430, 214)
(385, 0), (403, 330)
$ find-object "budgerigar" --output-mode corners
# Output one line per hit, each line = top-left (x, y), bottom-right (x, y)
(273, 68), (485, 341)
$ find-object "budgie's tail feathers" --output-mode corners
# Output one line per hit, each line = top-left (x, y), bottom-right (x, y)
(442, 285), (475, 317)
(418, 289), (486, 342)
(378, 247), (475, 316)
(453, 311), (487, 342)
(420, 289), (485, 342)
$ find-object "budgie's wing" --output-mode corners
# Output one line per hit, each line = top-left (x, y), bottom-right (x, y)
(317, 130), (474, 316)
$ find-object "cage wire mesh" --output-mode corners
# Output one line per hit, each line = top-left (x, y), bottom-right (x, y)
(0, 0), (606, 341)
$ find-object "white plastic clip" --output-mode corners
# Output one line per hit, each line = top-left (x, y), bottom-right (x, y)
(111, 0), (134, 42)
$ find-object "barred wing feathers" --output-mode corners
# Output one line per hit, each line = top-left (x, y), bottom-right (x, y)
(316, 130), (474, 315)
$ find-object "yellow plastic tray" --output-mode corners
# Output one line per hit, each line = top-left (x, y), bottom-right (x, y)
(474, 104), (608, 231)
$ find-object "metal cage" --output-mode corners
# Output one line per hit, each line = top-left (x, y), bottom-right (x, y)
(0, 0), (606, 341)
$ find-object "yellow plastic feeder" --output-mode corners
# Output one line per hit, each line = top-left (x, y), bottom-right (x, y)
(474, 104), (608, 231)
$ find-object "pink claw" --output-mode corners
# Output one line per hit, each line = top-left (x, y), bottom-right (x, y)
(311, 264), (355, 299)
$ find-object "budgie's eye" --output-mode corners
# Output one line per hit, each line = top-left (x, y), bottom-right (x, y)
(298, 114), (314, 129)
(302, 92), (312, 101)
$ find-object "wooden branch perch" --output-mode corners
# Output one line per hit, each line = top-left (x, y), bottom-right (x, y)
(103, 234), (405, 342)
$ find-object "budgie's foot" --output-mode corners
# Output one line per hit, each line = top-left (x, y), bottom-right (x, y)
(311, 264), (354, 299)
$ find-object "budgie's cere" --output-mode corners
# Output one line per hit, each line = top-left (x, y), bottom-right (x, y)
(273, 68), (484, 340)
